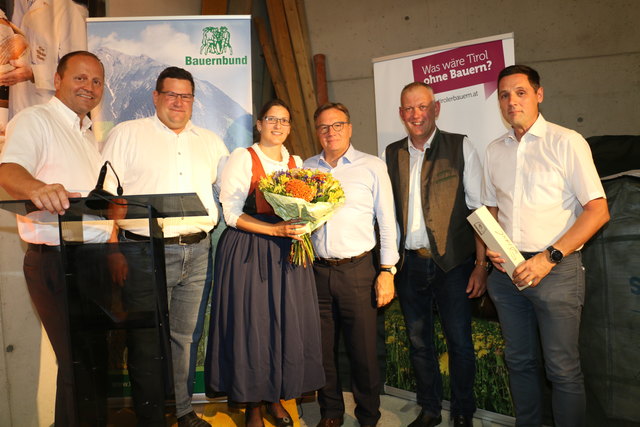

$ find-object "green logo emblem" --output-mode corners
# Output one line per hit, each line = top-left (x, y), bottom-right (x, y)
(200, 26), (233, 56)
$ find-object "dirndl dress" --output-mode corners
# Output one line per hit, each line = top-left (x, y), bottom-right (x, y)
(204, 147), (324, 402)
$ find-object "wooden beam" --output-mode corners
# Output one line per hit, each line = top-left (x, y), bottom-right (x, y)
(282, 0), (319, 154)
(265, 0), (315, 159)
(201, 0), (228, 15)
(254, 16), (308, 158)
(295, 0), (313, 78)
(314, 54), (328, 106)
(227, 0), (252, 14)
(254, 18), (289, 106)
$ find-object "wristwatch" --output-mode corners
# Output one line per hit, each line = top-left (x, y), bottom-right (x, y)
(546, 246), (564, 264)
(475, 259), (493, 273)
(380, 266), (397, 275)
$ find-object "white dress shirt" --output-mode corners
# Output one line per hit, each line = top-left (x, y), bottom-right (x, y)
(482, 114), (605, 252)
(219, 143), (302, 227)
(1, 96), (110, 245)
(304, 144), (399, 266)
(403, 132), (483, 250)
(101, 115), (229, 237)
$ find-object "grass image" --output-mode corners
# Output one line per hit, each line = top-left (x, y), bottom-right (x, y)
(385, 300), (514, 416)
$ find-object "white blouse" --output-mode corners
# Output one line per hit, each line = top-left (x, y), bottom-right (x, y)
(219, 143), (302, 227)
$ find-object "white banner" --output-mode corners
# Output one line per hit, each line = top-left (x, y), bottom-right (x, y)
(373, 33), (515, 161)
(88, 15), (252, 151)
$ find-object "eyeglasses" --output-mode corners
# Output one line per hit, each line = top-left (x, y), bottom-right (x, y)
(159, 91), (195, 102)
(316, 121), (349, 134)
(263, 116), (291, 126)
(400, 104), (432, 114)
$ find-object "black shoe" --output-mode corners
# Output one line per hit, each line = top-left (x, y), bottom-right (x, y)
(177, 411), (211, 427)
(451, 414), (473, 427)
(408, 410), (442, 427)
(266, 402), (293, 427)
(245, 402), (265, 427)
(316, 418), (343, 427)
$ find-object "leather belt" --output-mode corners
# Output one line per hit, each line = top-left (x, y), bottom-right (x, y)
(406, 247), (432, 258)
(123, 230), (208, 245)
(27, 243), (61, 253)
(316, 251), (369, 266)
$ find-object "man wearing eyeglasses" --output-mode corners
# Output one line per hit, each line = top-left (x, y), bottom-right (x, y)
(384, 82), (487, 427)
(304, 102), (399, 427)
(101, 66), (228, 427)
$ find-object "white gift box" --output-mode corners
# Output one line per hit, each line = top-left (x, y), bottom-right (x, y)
(467, 205), (529, 290)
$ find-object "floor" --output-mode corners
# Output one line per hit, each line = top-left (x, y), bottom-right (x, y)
(186, 392), (514, 427)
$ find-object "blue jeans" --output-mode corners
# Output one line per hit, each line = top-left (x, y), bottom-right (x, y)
(164, 237), (212, 418)
(395, 253), (476, 417)
(121, 233), (212, 420)
(488, 252), (586, 427)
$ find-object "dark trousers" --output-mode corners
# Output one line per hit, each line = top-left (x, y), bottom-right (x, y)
(488, 253), (585, 427)
(396, 253), (476, 417)
(313, 252), (381, 426)
(23, 245), (77, 427)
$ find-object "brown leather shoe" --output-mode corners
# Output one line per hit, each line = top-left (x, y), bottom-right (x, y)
(316, 418), (344, 427)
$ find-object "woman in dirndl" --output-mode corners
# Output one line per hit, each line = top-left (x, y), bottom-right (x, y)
(204, 99), (324, 427)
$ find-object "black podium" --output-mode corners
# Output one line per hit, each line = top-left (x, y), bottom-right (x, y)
(0, 193), (208, 426)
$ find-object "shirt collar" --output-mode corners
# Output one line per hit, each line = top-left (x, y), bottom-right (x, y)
(50, 96), (93, 132)
(252, 142), (292, 164)
(320, 144), (355, 167)
(507, 114), (546, 143)
(408, 128), (437, 154)
(152, 113), (195, 135)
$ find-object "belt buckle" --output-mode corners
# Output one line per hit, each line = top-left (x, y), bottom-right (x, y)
(416, 247), (431, 258)
(178, 234), (188, 246)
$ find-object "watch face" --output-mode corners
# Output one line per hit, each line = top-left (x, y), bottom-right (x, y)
(382, 266), (397, 275)
(548, 246), (563, 263)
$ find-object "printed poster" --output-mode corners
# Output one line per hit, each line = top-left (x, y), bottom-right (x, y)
(88, 15), (252, 151)
(373, 33), (515, 161)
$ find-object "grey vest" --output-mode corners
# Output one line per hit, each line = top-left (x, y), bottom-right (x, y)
(385, 129), (476, 272)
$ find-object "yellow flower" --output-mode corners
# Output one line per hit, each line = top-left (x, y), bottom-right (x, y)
(438, 352), (449, 376)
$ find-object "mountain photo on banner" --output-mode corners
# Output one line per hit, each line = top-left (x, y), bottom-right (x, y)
(91, 46), (251, 150)
(87, 17), (253, 152)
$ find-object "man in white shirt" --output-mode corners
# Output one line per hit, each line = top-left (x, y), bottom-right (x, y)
(0, 50), (105, 427)
(483, 65), (610, 427)
(101, 66), (228, 427)
(384, 82), (487, 427)
(304, 102), (399, 427)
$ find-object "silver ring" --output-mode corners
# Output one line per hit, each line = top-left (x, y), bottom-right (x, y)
(527, 280), (533, 286)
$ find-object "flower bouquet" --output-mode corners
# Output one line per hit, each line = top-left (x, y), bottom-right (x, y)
(259, 168), (345, 266)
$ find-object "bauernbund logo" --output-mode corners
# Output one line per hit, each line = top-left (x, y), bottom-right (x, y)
(185, 26), (248, 66)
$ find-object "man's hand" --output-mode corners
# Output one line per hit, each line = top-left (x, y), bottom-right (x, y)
(107, 251), (128, 287)
(375, 272), (395, 307)
(29, 183), (80, 215)
(512, 252), (554, 289)
(486, 248), (507, 273)
(0, 60), (34, 86)
(466, 264), (488, 298)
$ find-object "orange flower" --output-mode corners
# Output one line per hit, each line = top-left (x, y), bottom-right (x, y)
(285, 179), (317, 202)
